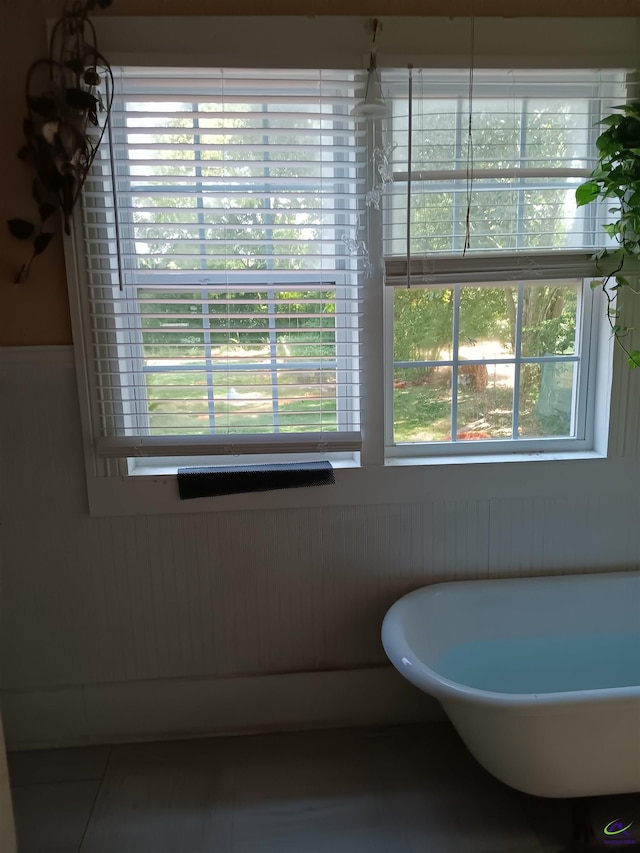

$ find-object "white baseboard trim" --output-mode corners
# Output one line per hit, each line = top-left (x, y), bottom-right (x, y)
(1, 666), (443, 751)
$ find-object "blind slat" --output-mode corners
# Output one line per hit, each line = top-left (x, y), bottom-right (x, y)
(96, 433), (362, 458)
(384, 251), (640, 285)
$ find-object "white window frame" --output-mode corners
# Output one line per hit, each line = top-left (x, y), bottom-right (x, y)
(99, 271), (360, 469)
(61, 15), (640, 515)
(375, 67), (624, 459)
(383, 268), (600, 458)
(76, 66), (365, 472)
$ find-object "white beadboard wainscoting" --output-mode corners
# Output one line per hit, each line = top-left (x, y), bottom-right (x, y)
(1, 346), (639, 749)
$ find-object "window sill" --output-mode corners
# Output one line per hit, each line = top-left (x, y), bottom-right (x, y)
(128, 457), (361, 477)
(384, 449), (607, 467)
(129, 448), (606, 478)
(83, 448), (624, 517)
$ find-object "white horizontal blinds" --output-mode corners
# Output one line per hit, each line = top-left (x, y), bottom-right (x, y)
(382, 69), (627, 260)
(81, 68), (364, 457)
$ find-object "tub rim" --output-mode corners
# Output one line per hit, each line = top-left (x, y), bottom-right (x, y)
(381, 570), (640, 710)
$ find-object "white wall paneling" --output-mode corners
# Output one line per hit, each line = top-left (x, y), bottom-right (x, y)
(1, 347), (639, 748)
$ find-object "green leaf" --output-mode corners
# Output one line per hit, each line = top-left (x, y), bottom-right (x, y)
(33, 232), (55, 255)
(575, 182), (601, 207)
(65, 58), (86, 75)
(590, 280), (603, 289)
(615, 275), (630, 288)
(7, 218), (35, 240)
(38, 203), (56, 222)
(596, 133), (615, 153)
(598, 114), (623, 126)
(65, 88), (98, 111)
(83, 68), (101, 87)
(27, 96), (56, 118)
(32, 178), (45, 205)
(628, 350), (640, 368)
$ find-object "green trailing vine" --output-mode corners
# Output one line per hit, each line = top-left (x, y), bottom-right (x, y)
(7, 0), (113, 283)
(576, 100), (640, 368)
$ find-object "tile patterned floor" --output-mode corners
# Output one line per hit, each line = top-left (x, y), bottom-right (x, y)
(8, 723), (574, 853)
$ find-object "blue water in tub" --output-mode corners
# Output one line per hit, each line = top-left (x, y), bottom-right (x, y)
(433, 632), (640, 694)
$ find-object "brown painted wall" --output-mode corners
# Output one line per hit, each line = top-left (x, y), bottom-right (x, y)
(1, 1), (639, 345)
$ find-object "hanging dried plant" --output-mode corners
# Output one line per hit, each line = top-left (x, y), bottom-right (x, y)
(8, 0), (114, 283)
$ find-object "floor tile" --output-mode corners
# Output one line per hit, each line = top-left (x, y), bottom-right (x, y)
(8, 747), (109, 787)
(8, 725), (574, 853)
(368, 725), (570, 853)
(229, 730), (390, 853)
(78, 740), (235, 853)
(13, 780), (100, 853)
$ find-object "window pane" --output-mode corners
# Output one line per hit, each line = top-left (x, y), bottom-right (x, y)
(393, 367), (451, 443)
(393, 98), (457, 166)
(383, 73), (610, 257)
(387, 178), (591, 256)
(138, 287), (340, 436)
(521, 283), (579, 357)
(463, 100), (521, 170)
(520, 188), (585, 251)
(459, 286), (515, 359)
(146, 370), (211, 436)
(386, 187), (455, 255)
(456, 363), (515, 440)
(463, 185), (518, 252)
(525, 99), (590, 168)
(394, 288), (453, 363)
(145, 367), (338, 437)
(391, 276), (586, 449)
(519, 362), (576, 437)
(464, 181), (587, 253)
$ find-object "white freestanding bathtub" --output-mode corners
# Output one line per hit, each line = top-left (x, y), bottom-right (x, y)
(382, 570), (640, 798)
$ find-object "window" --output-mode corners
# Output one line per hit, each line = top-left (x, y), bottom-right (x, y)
(381, 70), (622, 455)
(69, 60), (627, 485)
(386, 266), (596, 454)
(78, 69), (363, 471)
